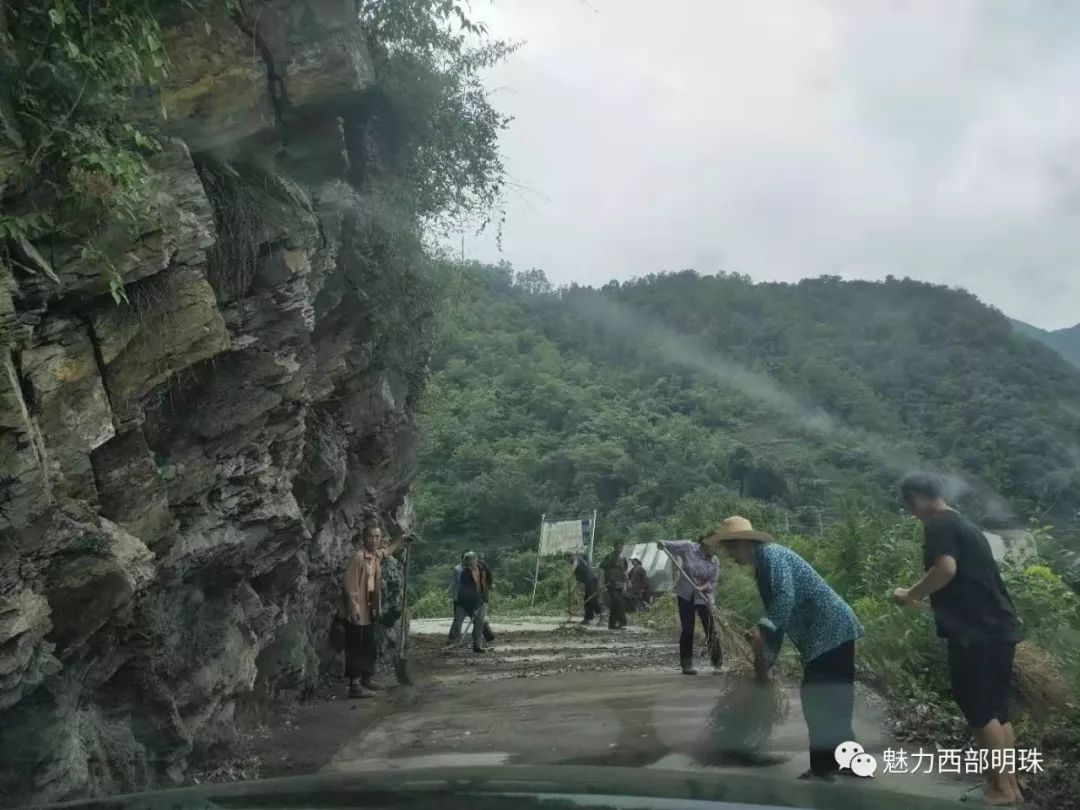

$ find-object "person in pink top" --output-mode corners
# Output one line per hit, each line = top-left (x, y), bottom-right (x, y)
(657, 535), (722, 675)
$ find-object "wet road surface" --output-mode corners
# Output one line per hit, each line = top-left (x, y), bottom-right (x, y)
(249, 615), (974, 805)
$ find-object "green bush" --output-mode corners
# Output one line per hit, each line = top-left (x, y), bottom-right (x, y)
(409, 550), (575, 618)
(662, 487), (784, 540)
(1, 0), (170, 298)
(636, 593), (681, 634)
(1004, 563), (1080, 686)
(789, 516), (924, 605)
(489, 591), (567, 617)
(410, 587), (452, 619)
(853, 596), (949, 694)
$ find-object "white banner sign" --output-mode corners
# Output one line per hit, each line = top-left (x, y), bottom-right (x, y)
(539, 519), (588, 556)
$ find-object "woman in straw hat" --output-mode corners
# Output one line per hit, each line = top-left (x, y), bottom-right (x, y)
(714, 516), (864, 783)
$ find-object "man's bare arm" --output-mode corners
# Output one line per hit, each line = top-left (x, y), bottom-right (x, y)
(893, 555), (956, 604)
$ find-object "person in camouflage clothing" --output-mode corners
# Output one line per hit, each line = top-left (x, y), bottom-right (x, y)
(599, 546), (629, 630)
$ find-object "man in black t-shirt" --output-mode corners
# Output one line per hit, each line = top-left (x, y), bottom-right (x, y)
(893, 473), (1023, 806)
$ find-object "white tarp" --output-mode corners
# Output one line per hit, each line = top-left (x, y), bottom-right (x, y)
(539, 518), (589, 557)
(983, 530), (1037, 565)
(621, 542), (675, 593)
(983, 532), (1006, 563)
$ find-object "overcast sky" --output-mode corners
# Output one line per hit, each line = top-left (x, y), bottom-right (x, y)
(460, 0), (1080, 330)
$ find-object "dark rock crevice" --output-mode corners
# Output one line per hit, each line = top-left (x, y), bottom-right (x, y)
(1, 347), (52, 516)
(79, 309), (120, 435)
(230, 8), (290, 129)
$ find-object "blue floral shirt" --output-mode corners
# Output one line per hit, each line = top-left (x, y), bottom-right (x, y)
(755, 543), (863, 664)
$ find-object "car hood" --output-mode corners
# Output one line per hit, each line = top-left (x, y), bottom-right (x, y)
(18, 765), (966, 810)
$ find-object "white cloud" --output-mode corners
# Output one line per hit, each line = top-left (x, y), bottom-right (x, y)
(462, 0), (1080, 329)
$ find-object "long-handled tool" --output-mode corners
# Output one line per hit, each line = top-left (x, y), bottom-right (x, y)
(394, 541), (413, 686)
(448, 616), (474, 649)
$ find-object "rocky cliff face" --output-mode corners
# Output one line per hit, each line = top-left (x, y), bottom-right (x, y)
(0, 2), (432, 801)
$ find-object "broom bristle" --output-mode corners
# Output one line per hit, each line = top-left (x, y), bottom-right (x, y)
(1012, 640), (1067, 719)
(698, 606), (790, 765)
(702, 675), (790, 765)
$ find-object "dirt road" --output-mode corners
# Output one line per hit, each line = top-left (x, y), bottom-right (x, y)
(248, 614), (972, 803)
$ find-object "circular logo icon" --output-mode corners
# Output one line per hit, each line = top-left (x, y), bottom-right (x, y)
(850, 752), (879, 778)
(834, 741), (865, 770)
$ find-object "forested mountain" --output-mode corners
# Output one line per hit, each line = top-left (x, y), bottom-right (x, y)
(413, 263), (1080, 565)
(1013, 320), (1080, 369)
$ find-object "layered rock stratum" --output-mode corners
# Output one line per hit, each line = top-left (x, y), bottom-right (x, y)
(1, 2), (432, 800)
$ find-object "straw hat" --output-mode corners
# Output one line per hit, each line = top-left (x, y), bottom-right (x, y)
(704, 516), (775, 548)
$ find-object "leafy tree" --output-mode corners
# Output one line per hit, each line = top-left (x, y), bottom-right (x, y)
(355, 0), (516, 239)
(413, 262), (1080, 582)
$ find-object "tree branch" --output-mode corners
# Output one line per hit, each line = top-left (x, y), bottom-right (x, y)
(27, 78), (87, 167)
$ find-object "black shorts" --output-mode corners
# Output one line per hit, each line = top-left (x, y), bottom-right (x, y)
(947, 641), (1016, 727)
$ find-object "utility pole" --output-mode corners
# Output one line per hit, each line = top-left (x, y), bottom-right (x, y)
(531, 514), (545, 608)
(588, 510), (597, 564)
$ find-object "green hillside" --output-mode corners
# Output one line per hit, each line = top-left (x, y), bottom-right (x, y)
(1013, 320), (1080, 369)
(413, 263), (1080, 565)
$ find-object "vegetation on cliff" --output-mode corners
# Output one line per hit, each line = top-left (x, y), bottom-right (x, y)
(0, 0), (512, 300)
(0, 0), (168, 298)
(357, 0), (516, 238)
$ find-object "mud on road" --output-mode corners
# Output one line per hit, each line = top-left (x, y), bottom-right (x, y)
(241, 614), (974, 803)
(408, 615), (679, 685)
